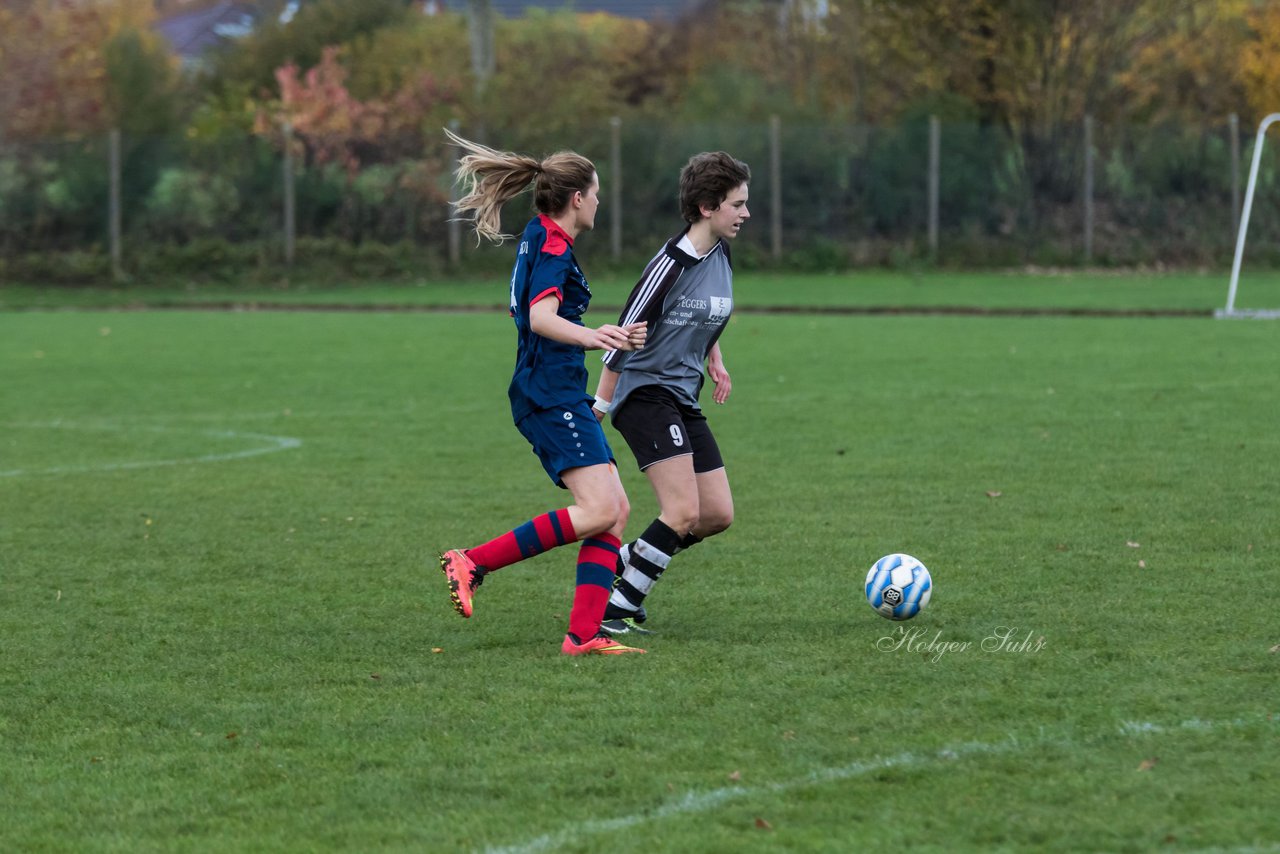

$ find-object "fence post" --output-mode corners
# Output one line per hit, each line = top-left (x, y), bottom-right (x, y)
(108, 128), (123, 282)
(927, 115), (940, 258)
(406, 179), (417, 242)
(1082, 115), (1095, 264)
(282, 121), (296, 267)
(1229, 113), (1241, 239)
(610, 116), (622, 262)
(447, 118), (461, 267)
(769, 115), (782, 262)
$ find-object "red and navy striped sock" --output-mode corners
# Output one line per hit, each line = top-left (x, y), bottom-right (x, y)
(464, 508), (576, 572)
(568, 533), (621, 641)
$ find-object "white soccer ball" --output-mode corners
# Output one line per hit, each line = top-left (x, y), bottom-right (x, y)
(865, 553), (932, 620)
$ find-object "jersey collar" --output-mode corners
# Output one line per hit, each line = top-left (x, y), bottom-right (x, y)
(665, 226), (719, 267)
(538, 213), (574, 247)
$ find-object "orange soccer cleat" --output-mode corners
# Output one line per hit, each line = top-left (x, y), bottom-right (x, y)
(560, 632), (646, 655)
(439, 549), (483, 618)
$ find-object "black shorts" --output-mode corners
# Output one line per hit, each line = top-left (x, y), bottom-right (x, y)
(612, 385), (724, 473)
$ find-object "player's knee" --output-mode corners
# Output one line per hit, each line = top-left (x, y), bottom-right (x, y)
(699, 508), (733, 537)
(579, 494), (627, 538)
(663, 503), (700, 537)
(614, 493), (631, 535)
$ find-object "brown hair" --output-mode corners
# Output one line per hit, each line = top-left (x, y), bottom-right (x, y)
(445, 128), (596, 244)
(679, 151), (752, 224)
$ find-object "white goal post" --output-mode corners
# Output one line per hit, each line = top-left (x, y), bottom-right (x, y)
(1219, 112), (1280, 319)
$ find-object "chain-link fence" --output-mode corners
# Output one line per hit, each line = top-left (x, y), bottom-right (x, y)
(1, 114), (1273, 282)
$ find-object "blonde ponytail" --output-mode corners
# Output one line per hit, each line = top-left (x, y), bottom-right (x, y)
(445, 128), (596, 244)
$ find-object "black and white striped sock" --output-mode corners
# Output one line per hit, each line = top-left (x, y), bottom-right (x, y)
(675, 532), (702, 555)
(608, 518), (682, 614)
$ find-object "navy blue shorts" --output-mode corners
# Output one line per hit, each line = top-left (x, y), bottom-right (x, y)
(516, 399), (616, 488)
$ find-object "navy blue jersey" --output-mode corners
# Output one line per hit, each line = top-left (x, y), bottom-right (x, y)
(507, 214), (593, 423)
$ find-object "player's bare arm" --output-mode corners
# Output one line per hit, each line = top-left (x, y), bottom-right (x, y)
(592, 367), (623, 420)
(707, 342), (731, 404)
(529, 297), (646, 351)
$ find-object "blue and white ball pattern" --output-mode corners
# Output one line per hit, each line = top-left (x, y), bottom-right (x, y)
(865, 553), (932, 620)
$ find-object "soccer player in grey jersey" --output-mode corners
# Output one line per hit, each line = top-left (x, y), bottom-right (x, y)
(592, 151), (751, 635)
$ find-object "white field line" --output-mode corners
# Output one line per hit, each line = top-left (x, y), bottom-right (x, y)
(1, 420), (301, 477)
(483, 715), (1275, 854)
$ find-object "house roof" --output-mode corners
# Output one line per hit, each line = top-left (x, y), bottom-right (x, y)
(153, 1), (260, 63)
(153, 0), (705, 64)
(482, 1), (704, 20)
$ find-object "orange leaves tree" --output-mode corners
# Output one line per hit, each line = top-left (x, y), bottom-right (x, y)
(255, 45), (461, 240)
(262, 45), (459, 170)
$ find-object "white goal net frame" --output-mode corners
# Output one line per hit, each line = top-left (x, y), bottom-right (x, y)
(1219, 112), (1280, 319)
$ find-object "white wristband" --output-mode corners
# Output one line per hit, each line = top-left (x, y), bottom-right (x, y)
(592, 396), (611, 414)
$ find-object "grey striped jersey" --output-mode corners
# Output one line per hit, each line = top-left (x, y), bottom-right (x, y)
(602, 231), (733, 415)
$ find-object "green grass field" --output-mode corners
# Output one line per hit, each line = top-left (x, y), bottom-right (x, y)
(2, 273), (1278, 852)
(6, 266), (1280, 313)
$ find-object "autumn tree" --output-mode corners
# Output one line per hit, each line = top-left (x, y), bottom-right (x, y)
(252, 43), (461, 243)
(1239, 1), (1280, 122)
(1116, 0), (1250, 124)
(483, 11), (650, 148)
(211, 0), (410, 98)
(0, 0), (168, 140)
(262, 45), (456, 168)
(840, 0), (1222, 221)
(105, 28), (180, 137)
(343, 11), (470, 105)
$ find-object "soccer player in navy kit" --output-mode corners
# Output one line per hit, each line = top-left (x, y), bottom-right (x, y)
(592, 152), (751, 635)
(437, 130), (648, 655)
